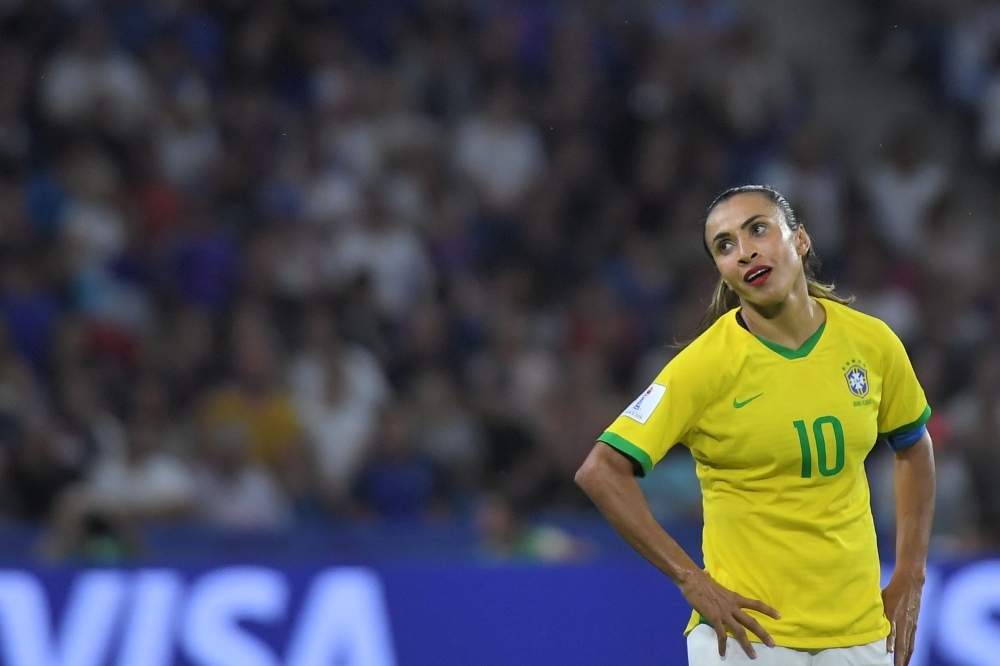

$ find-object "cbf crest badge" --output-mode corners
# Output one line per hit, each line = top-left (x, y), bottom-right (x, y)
(842, 359), (869, 398)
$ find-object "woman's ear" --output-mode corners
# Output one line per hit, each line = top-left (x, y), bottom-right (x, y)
(795, 225), (811, 257)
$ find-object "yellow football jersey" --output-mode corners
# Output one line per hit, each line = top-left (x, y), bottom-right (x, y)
(598, 299), (930, 650)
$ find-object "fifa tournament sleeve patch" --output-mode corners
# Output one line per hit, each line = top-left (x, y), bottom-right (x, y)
(622, 384), (666, 424)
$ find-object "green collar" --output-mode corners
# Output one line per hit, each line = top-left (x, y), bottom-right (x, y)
(751, 321), (826, 359)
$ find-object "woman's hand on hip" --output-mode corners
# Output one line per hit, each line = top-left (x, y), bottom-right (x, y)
(882, 571), (924, 666)
(678, 569), (780, 660)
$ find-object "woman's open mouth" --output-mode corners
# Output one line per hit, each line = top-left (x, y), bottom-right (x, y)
(743, 266), (772, 287)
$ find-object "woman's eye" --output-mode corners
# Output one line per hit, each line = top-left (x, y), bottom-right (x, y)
(718, 240), (733, 252)
(752, 222), (766, 235)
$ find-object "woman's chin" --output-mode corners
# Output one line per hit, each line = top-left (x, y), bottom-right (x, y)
(737, 287), (786, 311)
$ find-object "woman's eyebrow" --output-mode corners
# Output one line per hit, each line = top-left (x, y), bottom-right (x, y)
(711, 214), (766, 243)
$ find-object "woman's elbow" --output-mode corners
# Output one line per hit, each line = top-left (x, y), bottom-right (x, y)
(576, 442), (619, 493)
(575, 451), (598, 490)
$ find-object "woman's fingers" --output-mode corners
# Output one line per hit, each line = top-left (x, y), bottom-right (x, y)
(733, 609), (775, 648)
(738, 595), (781, 620)
(725, 618), (757, 659)
(712, 621), (728, 657)
(906, 624), (917, 664)
(896, 619), (916, 666)
(697, 585), (782, 660)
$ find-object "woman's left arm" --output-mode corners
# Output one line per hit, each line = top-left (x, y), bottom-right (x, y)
(882, 431), (935, 666)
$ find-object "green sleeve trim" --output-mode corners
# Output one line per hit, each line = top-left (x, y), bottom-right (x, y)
(879, 405), (932, 439)
(597, 431), (653, 477)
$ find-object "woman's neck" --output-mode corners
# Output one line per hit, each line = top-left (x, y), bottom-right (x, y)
(740, 282), (826, 351)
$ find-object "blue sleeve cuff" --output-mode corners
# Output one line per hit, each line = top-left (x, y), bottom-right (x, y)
(884, 424), (927, 452)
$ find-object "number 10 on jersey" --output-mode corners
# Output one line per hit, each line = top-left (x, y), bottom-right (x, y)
(793, 416), (846, 478)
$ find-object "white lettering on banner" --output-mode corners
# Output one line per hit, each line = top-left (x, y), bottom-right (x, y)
(285, 569), (397, 666)
(937, 561), (1000, 666)
(0, 571), (53, 666)
(60, 572), (128, 666)
(0, 570), (126, 666)
(180, 567), (288, 666)
(116, 570), (184, 666)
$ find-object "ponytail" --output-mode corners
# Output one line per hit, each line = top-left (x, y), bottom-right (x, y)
(693, 185), (853, 336)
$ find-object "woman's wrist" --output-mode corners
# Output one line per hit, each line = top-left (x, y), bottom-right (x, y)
(890, 562), (926, 584)
(672, 563), (704, 588)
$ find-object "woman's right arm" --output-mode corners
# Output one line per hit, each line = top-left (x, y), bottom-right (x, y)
(575, 441), (780, 659)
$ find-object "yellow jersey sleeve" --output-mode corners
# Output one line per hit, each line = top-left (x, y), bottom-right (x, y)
(876, 322), (931, 439)
(597, 343), (718, 476)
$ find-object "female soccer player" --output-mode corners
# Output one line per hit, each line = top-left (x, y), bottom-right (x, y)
(576, 185), (935, 666)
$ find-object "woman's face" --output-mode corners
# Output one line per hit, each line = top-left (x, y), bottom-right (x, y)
(704, 193), (810, 309)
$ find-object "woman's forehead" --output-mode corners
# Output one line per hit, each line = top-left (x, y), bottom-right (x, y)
(705, 194), (779, 235)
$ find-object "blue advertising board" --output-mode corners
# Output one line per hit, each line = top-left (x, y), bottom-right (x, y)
(0, 559), (995, 666)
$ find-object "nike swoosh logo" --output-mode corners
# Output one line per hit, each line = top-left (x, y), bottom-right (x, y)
(733, 393), (764, 409)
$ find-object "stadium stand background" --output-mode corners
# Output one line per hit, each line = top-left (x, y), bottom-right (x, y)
(0, 0), (993, 567)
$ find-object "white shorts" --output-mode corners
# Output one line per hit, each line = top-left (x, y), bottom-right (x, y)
(687, 625), (892, 665)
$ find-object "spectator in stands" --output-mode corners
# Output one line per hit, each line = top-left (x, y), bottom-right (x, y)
(0, 319), (44, 427)
(0, 45), (32, 176)
(844, 244), (923, 345)
(193, 420), (292, 530)
(944, 346), (1000, 546)
(974, 45), (1000, 166)
(8, 426), (88, 522)
(165, 307), (224, 414)
(323, 188), (434, 322)
(295, 350), (380, 507)
(130, 371), (193, 458)
(200, 306), (303, 477)
(603, 229), (677, 346)
(474, 490), (587, 562)
(411, 369), (485, 490)
(43, 500), (140, 564)
(632, 129), (682, 233)
(49, 411), (195, 543)
(163, 198), (241, 311)
(156, 73), (222, 187)
(532, 353), (628, 510)
(49, 368), (124, 466)
(39, 12), (154, 138)
(291, 302), (388, 401)
(453, 82), (546, 214)
(862, 124), (949, 258)
(354, 402), (449, 521)
(59, 143), (128, 277)
(0, 259), (60, 372)
(719, 22), (796, 171)
(940, 0), (1000, 108)
(919, 196), (986, 294)
(465, 311), (560, 425)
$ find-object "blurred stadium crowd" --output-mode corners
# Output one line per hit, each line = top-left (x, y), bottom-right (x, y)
(0, 0), (996, 560)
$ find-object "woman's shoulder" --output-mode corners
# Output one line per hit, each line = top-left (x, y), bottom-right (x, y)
(669, 310), (746, 377)
(823, 300), (908, 368)
(824, 299), (899, 341)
